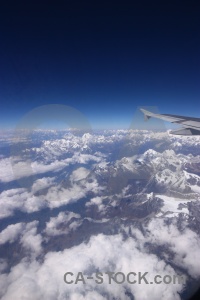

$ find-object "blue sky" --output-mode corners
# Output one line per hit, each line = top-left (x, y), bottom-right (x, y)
(0, 2), (199, 129)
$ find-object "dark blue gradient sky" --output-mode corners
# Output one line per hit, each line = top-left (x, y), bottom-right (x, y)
(0, 1), (199, 129)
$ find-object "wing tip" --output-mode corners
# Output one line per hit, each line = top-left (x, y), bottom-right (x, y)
(170, 128), (200, 136)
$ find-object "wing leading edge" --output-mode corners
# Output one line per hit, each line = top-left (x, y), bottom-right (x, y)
(140, 108), (200, 135)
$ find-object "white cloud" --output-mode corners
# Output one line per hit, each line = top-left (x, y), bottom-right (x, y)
(0, 186), (47, 219)
(0, 233), (185, 300)
(45, 175), (104, 209)
(70, 167), (90, 182)
(0, 156), (67, 183)
(0, 223), (24, 245)
(0, 168), (104, 218)
(0, 188), (30, 219)
(86, 196), (106, 212)
(20, 221), (43, 256)
(0, 158), (15, 183)
(45, 211), (81, 236)
(0, 259), (7, 273)
(145, 218), (200, 279)
(0, 152), (103, 184)
(31, 177), (55, 194)
(0, 221), (42, 257)
(1, 130), (200, 299)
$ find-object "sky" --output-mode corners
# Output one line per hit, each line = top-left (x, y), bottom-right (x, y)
(0, 1), (199, 129)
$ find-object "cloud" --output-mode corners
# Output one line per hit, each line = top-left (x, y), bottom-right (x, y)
(70, 167), (90, 182)
(31, 177), (55, 194)
(0, 259), (7, 273)
(86, 196), (106, 212)
(20, 221), (43, 256)
(0, 152), (103, 184)
(0, 188), (30, 219)
(1, 203), (200, 299)
(0, 186), (48, 219)
(0, 232), (186, 300)
(0, 166), (104, 218)
(1, 130), (200, 299)
(44, 211), (81, 236)
(0, 223), (24, 245)
(145, 218), (200, 279)
(0, 158), (15, 183)
(0, 221), (42, 257)
(0, 156), (67, 183)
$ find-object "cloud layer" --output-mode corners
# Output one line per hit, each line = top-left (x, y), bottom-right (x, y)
(1, 129), (200, 299)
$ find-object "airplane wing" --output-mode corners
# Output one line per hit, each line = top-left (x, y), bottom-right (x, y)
(140, 108), (200, 135)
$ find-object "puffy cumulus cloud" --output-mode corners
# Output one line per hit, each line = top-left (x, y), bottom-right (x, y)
(0, 188), (30, 219)
(31, 158), (72, 175)
(31, 177), (55, 194)
(0, 187), (46, 219)
(0, 221), (42, 256)
(0, 158), (15, 183)
(86, 196), (106, 212)
(0, 259), (7, 273)
(45, 184), (86, 208)
(0, 260), (42, 300)
(144, 218), (200, 279)
(0, 166), (104, 218)
(0, 151), (103, 184)
(0, 156), (67, 183)
(70, 167), (90, 183)
(0, 223), (24, 244)
(44, 211), (81, 236)
(45, 187), (79, 209)
(11, 157), (72, 182)
(0, 233), (185, 300)
(45, 175), (104, 209)
(20, 221), (43, 256)
(71, 153), (102, 165)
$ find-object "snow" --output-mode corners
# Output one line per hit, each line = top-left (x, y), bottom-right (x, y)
(157, 194), (192, 216)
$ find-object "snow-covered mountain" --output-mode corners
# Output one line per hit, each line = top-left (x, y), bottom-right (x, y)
(1, 129), (200, 300)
